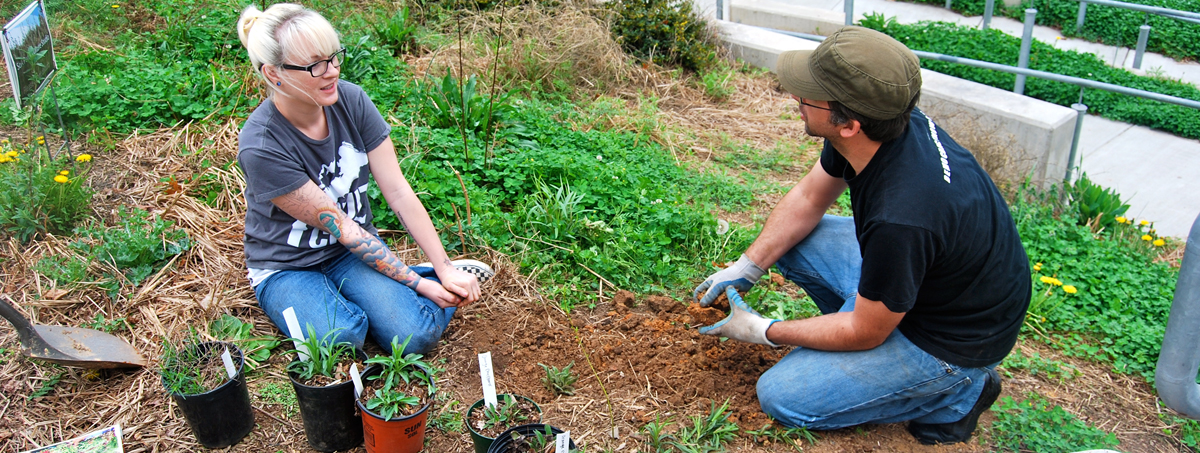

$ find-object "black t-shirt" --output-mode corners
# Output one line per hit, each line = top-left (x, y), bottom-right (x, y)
(820, 108), (1031, 368)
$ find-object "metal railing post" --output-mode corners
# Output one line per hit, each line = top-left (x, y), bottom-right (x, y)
(983, 0), (996, 30)
(1015, 9), (1038, 95)
(1076, 1), (1088, 31)
(845, 0), (854, 25)
(1065, 103), (1088, 183)
(1134, 24), (1151, 69)
(946, 0), (953, 9)
(716, 0), (724, 20)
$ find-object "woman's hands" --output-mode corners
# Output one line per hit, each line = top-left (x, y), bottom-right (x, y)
(414, 267), (479, 309)
(415, 278), (465, 309)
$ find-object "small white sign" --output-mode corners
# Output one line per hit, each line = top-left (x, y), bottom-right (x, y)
(220, 348), (236, 379)
(282, 307), (309, 361)
(556, 432), (570, 453)
(478, 352), (497, 408)
(350, 363), (363, 399)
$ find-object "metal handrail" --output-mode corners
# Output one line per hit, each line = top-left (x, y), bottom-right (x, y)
(765, 28), (1200, 111)
(1068, 0), (1200, 21)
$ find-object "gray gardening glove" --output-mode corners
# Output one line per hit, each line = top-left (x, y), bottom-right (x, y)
(693, 254), (766, 307)
(698, 287), (779, 346)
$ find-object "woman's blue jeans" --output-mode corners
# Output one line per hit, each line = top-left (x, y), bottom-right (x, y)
(757, 215), (994, 430)
(253, 249), (455, 355)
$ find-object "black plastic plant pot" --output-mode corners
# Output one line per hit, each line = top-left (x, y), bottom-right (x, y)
(467, 395), (542, 453)
(288, 358), (374, 452)
(487, 424), (577, 453)
(162, 341), (255, 449)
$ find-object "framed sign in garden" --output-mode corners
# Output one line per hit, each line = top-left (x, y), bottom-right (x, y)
(2, 0), (58, 109)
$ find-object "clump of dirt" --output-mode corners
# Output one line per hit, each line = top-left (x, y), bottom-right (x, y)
(687, 290), (733, 326)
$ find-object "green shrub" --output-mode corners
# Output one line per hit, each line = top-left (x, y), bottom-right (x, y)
(0, 139), (94, 242)
(862, 19), (1200, 139)
(989, 394), (1119, 451)
(1067, 172), (1129, 230)
(898, 0), (1200, 62)
(71, 206), (192, 287)
(372, 7), (418, 56)
(606, 0), (719, 71)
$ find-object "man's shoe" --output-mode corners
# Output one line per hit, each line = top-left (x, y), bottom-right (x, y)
(413, 259), (495, 284)
(907, 367), (1001, 445)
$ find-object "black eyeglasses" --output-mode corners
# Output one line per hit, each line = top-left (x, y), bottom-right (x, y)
(799, 99), (832, 111)
(280, 48), (346, 77)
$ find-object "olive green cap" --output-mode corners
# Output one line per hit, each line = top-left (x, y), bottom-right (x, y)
(777, 26), (922, 120)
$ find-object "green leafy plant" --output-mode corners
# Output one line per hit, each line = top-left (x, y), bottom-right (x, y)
(538, 362), (578, 396)
(33, 254), (89, 287)
(71, 206), (191, 288)
(1158, 401), (1200, 449)
(256, 382), (299, 418)
(372, 7), (417, 56)
(285, 324), (355, 382)
(1068, 173), (1129, 231)
(430, 399), (465, 433)
(160, 341), (234, 396)
(0, 139), (94, 243)
(669, 400), (739, 453)
(364, 335), (433, 420)
(417, 72), (514, 138)
(640, 413), (673, 453)
(208, 314), (279, 370)
(606, 0), (719, 71)
(698, 63), (736, 101)
(29, 370), (64, 400)
(1000, 350), (1080, 382)
(989, 394), (1119, 452)
(746, 419), (817, 451)
(83, 313), (126, 333)
(481, 394), (536, 432)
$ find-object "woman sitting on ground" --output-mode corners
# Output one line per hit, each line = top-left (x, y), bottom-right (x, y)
(235, 3), (491, 354)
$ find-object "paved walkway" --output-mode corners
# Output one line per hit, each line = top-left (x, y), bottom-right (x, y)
(768, 0), (1200, 238)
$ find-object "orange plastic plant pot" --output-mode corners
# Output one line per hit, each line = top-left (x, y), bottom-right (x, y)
(359, 401), (431, 453)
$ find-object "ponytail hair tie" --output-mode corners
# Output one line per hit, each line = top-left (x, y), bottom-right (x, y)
(241, 15), (259, 38)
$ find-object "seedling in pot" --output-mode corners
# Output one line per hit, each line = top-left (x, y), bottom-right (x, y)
(539, 362), (577, 396)
(363, 334), (433, 420)
(508, 425), (555, 452)
(480, 394), (536, 433)
(287, 324), (357, 386)
(161, 341), (230, 395)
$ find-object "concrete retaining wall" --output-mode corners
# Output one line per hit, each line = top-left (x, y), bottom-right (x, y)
(717, 19), (1079, 186)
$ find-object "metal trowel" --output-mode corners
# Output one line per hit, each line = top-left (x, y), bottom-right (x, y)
(0, 294), (145, 368)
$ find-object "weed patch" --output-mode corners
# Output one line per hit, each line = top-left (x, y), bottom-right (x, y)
(989, 394), (1119, 452)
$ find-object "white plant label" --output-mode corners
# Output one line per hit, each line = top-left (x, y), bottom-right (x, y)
(220, 349), (236, 379)
(350, 363), (363, 399)
(281, 307), (309, 361)
(556, 432), (570, 453)
(478, 352), (497, 408)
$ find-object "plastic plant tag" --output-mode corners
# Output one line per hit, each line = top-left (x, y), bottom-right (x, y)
(350, 363), (363, 399)
(220, 348), (237, 379)
(556, 432), (570, 453)
(281, 307), (309, 361)
(479, 352), (497, 408)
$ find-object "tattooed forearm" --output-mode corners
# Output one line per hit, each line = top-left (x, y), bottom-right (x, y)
(393, 208), (412, 232)
(317, 209), (342, 239)
(346, 235), (421, 288)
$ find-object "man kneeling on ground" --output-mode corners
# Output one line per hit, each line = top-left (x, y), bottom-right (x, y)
(692, 26), (1031, 445)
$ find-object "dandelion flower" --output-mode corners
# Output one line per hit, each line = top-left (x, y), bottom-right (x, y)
(54, 175), (68, 183)
(1050, 278), (1063, 286)
(1039, 276), (1053, 284)
(1142, 234), (1153, 241)
(1140, 219), (1150, 226)
(5, 151), (16, 157)
(1063, 285), (1077, 294)
(1154, 239), (1166, 247)
(111, 3), (119, 8)
(76, 154), (92, 162)
(59, 170), (69, 176)
(1115, 216), (1127, 224)
(1033, 262), (1042, 271)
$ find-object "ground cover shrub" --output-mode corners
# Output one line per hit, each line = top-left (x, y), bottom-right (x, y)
(605, 0), (719, 71)
(896, 0), (1200, 62)
(361, 71), (757, 294)
(861, 19), (1200, 139)
(0, 139), (93, 242)
(70, 206), (192, 289)
(989, 393), (1119, 451)
(1012, 185), (1178, 380)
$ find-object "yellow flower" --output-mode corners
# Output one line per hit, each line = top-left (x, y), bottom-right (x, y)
(5, 151), (16, 157)
(1039, 276), (1053, 284)
(1033, 262), (1042, 271)
(1154, 239), (1166, 247)
(0, 156), (10, 163)
(76, 154), (93, 162)
(1115, 216), (1127, 224)
(111, 3), (119, 8)
(1142, 234), (1153, 241)
(1140, 219), (1150, 226)
(1050, 278), (1063, 286)
(59, 170), (69, 176)
(1063, 285), (1077, 294)
(53, 175), (68, 184)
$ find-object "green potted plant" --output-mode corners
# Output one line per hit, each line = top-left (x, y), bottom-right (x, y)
(357, 335), (435, 453)
(488, 424), (578, 453)
(467, 394), (543, 453)
(160, 341), (255, 449)
(287, 325), (366, 452)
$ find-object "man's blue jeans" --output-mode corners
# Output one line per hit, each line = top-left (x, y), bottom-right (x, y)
(253, 250), (454, 355)
(757, 215), (994, 430)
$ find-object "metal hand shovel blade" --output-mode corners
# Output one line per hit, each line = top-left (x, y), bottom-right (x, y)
(1, 295), (145, 369)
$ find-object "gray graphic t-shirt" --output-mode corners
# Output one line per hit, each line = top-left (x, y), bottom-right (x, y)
(237, 80), (391, 272)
